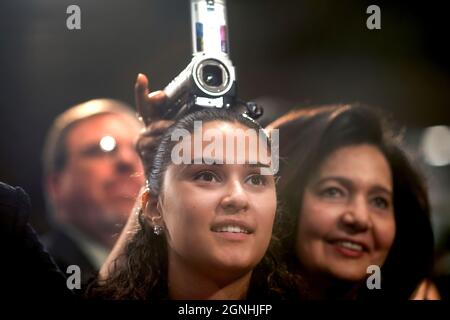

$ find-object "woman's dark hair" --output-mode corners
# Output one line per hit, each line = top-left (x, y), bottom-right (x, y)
(271, 104), (434, 299)
(87, 108), (301, 300)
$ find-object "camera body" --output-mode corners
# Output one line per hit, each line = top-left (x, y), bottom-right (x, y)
(161, 0), (262, 120)
(163, 53), (237, 119)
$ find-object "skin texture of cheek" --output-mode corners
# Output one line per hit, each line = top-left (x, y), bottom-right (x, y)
(371, 218), (396, 267)
(67, 157), (142, 219)
(163, 188), (242, 267)
(296, 210), (326, 274)
(161, 181), (220, 268)
(296, 192), (332, 265)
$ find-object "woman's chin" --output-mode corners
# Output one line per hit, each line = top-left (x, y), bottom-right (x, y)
(327, 265), (368, 283)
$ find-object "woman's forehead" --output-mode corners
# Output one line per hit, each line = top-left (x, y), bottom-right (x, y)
(313, 144), (392, 190)
(170, 119), (272, 167)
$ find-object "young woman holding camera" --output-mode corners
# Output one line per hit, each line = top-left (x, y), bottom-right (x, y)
(89, 74), (300, 300)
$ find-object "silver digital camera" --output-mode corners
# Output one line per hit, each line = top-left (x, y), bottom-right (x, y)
(161, 0), (262, 120)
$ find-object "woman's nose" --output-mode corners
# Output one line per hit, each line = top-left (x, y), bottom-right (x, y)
(340, 196), (373, 233)
(219, 179), (249, 214)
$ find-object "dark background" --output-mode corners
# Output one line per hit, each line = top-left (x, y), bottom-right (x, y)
(1, 0), (449, 287)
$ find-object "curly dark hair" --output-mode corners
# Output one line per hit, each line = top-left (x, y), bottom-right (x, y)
(270, 104), (434, 299)
(87, 108), (303, 300)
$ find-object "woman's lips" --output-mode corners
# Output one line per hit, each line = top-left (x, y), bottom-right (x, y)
(212, 231), (251, 241)
(328, 239), (369, 258)
(210, 220), (254, 241)
(212, 225), (251, 234)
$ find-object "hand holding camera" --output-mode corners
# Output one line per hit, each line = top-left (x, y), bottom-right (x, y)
(137, 0), (262, 123)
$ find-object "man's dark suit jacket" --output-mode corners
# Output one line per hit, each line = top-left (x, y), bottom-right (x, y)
(43, 228), (97, 286)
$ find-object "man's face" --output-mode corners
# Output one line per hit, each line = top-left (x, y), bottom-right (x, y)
(52, 113), (144, 247)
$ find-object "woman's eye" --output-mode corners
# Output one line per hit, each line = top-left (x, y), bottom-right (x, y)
(246, 174), (266, 186)
(194, 171), (219, 183)
(372, 196), (390, 209)
(320, 187), (344, 198)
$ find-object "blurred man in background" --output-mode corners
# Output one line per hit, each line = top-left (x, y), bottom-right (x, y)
(42, 99), (144, 285)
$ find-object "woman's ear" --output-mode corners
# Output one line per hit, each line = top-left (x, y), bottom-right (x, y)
(140, 187), (150, 209)
(145, 196), (160, 220)
(143, 193), (165, 235)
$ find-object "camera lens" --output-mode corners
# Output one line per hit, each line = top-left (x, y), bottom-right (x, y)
(202, 65), (223, 87)
(196, 58), (230, 94)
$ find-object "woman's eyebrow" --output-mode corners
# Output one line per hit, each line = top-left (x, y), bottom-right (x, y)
(370, 185), (393, 196)
(314, 176), (353, 189)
